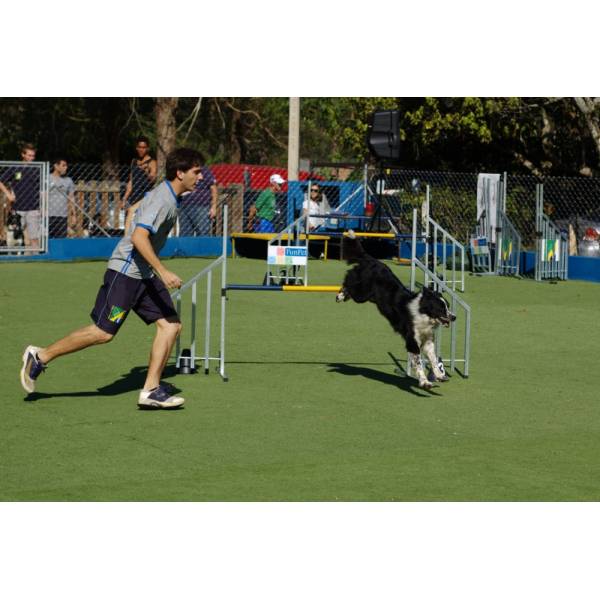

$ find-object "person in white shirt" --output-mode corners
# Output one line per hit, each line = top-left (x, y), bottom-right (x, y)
(302, 183), (330, 231)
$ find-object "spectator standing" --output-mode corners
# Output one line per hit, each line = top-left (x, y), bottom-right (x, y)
(48, 158), (76, 238)
(178, 157), (218, 236)
(121, 136), (157, 209)
(248, 173), (284, 233)
(0, 143), (41, 252)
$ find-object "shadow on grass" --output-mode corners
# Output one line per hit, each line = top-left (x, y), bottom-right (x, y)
(326, 362), (442, 398)
(24, 365), (181, 402)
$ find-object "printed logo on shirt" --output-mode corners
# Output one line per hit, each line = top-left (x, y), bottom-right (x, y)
(108, 305), (126, 324)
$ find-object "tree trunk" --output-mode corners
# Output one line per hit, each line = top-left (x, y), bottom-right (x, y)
(574, 97), (600, 169)
(155, 97), (179, 176)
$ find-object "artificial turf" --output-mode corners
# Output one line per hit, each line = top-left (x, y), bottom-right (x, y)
(1, 256), (599, 501)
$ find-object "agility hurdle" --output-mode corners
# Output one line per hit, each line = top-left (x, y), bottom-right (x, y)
(408, 254), (471, 379)
(535, 183), (568, 282)
(265, 196), (311, 286)
(174, 204), (469, 383)
(226, 284), (340, 293)
(173, 205), (229, 380)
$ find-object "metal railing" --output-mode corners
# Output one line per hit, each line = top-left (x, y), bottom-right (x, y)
(535, 184), (569, 281)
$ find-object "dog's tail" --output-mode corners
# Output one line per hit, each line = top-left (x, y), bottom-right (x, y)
(343, 230), (367, 264)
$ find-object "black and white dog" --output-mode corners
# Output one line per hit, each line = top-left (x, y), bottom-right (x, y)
(336, 232), (456, 389)
(6, 210), (25, 252)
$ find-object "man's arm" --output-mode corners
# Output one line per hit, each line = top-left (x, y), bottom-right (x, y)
(121, 168), (133, 208)
(209, 183), (218, 220)
(67, 191), (77, 234)
(148, 159), (157, 183)
(131, 226), (182, 289)
(0, 181), (15, 206)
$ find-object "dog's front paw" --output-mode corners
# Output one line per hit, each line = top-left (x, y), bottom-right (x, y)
(419, 379), (434, 390)
(335, 291), (346, 303)
(430, 369), (449, 382)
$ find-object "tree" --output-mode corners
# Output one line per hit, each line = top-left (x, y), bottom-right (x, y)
(155, 97), (178, 175)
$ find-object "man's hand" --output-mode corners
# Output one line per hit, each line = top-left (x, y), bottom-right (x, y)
(157, 268), (182, 289)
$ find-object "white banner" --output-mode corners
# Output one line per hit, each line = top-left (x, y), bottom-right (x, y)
(267, 245), (308, 266)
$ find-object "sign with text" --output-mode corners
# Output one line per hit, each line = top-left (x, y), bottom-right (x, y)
(267, 245), (308, 266)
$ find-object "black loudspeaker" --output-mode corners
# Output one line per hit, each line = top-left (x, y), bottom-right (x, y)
(367, 110), (401, 162)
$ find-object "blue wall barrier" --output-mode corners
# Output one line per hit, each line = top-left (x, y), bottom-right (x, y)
(0, 236), (231, 263)
(2, 236), (600, 284)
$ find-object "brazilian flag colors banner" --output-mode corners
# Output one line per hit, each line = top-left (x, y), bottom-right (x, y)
(543, 239), (560, 262)
(501, 238), (513, 261)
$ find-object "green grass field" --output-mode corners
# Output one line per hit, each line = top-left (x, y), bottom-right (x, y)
(1, 257), (599, 501)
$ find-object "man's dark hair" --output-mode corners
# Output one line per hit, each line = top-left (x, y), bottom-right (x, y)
(136, 135), (151, 146)
(20, 142), (36, 154)
(165, 148), (203, 180)
(52, 157), (67, 167)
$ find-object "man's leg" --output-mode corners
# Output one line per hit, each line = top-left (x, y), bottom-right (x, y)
(21, 324), (113, 394)
(143, 318), (182, 391)
(38, 324), (113, 364)
(26, 210), (41, 253)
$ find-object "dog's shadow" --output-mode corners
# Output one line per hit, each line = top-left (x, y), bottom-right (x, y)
(24, 365), (181, 402)
(327, 360), (443, 398)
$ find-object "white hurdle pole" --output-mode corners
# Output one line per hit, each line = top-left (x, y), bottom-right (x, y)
(219, 204), (228, 380)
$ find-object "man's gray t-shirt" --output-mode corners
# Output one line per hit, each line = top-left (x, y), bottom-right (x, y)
(107, 180), (179, 279)
(48, 174), (75, 217)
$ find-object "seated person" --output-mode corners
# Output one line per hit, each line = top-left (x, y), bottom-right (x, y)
(302, 183), (331, 231)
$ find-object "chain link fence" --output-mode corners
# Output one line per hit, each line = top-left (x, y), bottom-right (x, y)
(0, 161), (49, 254)
(2, 159), (600, 258)
(359, 167), (600, 254)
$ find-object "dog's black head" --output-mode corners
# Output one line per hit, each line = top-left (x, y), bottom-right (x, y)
(420, 287), (456, 327)
(6, 211), (22, 231)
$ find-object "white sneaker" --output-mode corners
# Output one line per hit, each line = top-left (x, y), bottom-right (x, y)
(137, 384), (185, 409)
(20, 345), (45, 394)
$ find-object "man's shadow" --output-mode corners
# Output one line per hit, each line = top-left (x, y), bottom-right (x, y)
(24, 365), (181, 402)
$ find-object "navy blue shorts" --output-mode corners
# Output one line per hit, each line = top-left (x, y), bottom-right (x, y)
(91, 269), (180, 335)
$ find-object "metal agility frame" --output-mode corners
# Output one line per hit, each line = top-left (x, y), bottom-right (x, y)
(534, 183), (568, 282)
(409, 208), (471, 378)
(420, 185), (466, 291)
(173, 205), (229, 381)
(471, 175), (522, 277)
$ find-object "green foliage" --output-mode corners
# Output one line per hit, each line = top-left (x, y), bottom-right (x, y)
(0, 97), (599, 176)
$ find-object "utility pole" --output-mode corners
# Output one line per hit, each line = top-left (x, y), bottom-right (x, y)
(288, 97), (300, 182)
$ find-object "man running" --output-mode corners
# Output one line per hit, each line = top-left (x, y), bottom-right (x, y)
(20, 147), (204, 409)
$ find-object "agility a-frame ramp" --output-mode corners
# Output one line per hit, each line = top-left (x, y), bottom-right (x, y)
(534, 183), (568, 282)
(471, 174), (522, 277)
